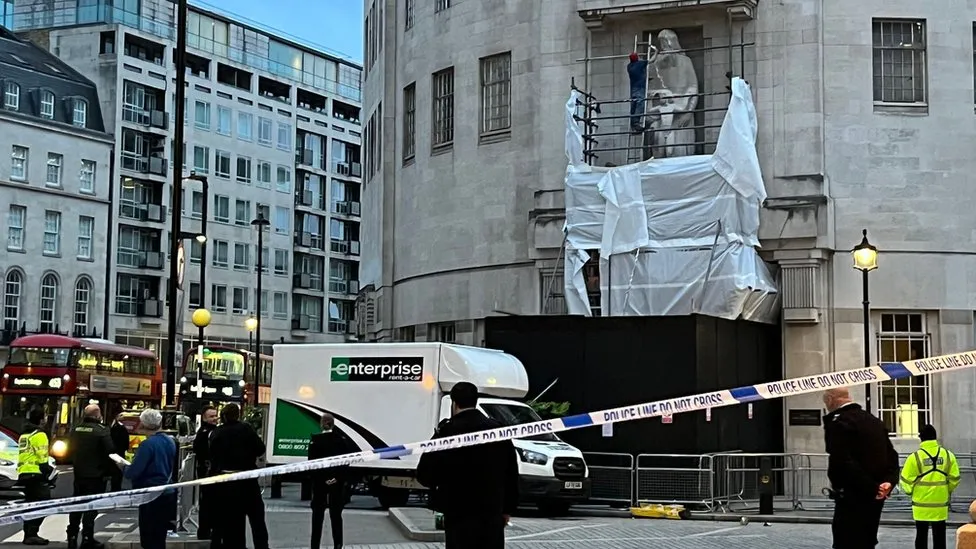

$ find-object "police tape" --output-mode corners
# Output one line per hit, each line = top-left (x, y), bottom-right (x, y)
(1, 349), (973, 524)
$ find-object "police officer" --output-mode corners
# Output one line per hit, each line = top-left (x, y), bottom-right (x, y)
(192, 405), (218, 540)
(822, 388), (900, 549)
(900, 424), (960, 549)
(16, 407), (53, 546)
(67, 404), (115, 549)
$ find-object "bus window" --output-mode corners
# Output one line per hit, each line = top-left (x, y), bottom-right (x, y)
(8, 347), (71, 367)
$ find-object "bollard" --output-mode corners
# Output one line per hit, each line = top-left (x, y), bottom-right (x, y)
(954, 501), (976, 549)
(270, 475), (282, 499)
(758, 456), (773, 515)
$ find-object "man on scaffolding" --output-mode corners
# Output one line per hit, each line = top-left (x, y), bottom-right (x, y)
(627, 51), (649, 133)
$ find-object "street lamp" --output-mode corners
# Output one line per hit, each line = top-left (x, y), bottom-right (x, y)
(852, 229), (879, 414)
(190, 308), (211, 400)
(251, 213), (271, 403)
(245, 316), (258, 403)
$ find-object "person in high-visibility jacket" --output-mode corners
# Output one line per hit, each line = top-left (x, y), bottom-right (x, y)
(16, 407), (54, 546)
(899, 424), (960, 549)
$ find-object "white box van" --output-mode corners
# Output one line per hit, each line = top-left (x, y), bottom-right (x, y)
(266, 343), (590, 512)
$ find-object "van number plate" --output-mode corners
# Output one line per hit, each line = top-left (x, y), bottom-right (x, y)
(564, 481), (583, 489)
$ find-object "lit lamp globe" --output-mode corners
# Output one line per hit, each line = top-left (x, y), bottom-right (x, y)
(245, 317), (258, 332)
(191, 308), (212, 328)
(852, 229), (878, 272)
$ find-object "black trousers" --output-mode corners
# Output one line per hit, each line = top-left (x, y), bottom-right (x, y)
(68, 477), (106, 540)
(444, 514), (506, 549)
(210, 480), (268, 549)
(20, 476), (51, 537)
(915, 520), (947, 549)
(197, 483), (214, 538)
(832, 497), (886, 549)
(139, 491), (176, 549)
(110, 467), (123, 492)
(310, 487), (345, 548)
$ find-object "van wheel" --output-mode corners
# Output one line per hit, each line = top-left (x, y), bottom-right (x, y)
(377, 488), (410, 509)
(538, 501), (571, 516)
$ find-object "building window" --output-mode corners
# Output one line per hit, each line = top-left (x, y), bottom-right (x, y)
(274, 206), (290, 234)
(256, 161), (272, 188)
(277, 122), (292, 151)
(77, 215), (94, 259)
(194, 100), (211, 129)
(212, 239), (229, 268)
(193, 145), (210, 174)
(432, 68), (455, 149)
(872, 19), (927, 104)
(435, 0), (451, 12)
(405, 0), (414, 30)
(214, 195), (230, 223)
(189, 239), (202, 264)
(236, 156), (252, 184)
(188, 282), (201, 308)
(403, 83), (416, 161)
(480, 52), (512, 135)
(274, 249), (289, 275)
(44, 153), (62, 187)
(4, 82), (19, 110)
(235, 199), (251, 226)
(211, 284), (228, 313)
(43, 210), (61, 255)
(273, 291), (288, 318)
(79, 159), (96, 193)
(72, 99), (87, 127)
(877, 312), (931, 436)
(7, 204), (25, 250)
(216, 105), (232, 135)
(237, 112), (253, 141)
(215, 150), (231, 178)
(3, 269), (22, 331)
(430, 322), (456, 343)
(276, 166), (291, 193)
(74, 277), (92, 333)
(10, 145), (27, 181)
(232, 287), (249, 314)
(258, 117), (273, 146)
(540, 270), (568, 314)
(40, 90), (54, 119)
(190, 190), (204, 218)
(328, 300), (350, 333)
(234, 242), (250, 271)
(39, 273), (59, 332)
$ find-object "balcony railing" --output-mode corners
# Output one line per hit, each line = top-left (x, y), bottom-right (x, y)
(332, 201), (361, 216)
(120, 154), (167, 176)
(120, 203), (166, 223)
(122, 106), (168, 130)
(330, 240), (361, 256)
(333, 162), (362, 178)
(328, 279), (359, 295)
(137, 298), (163, 318)
(328, 319), (348, 334)
(291, 314), (310, 331)
(293, 272), (324, 291)
(294, 231), (325, 250)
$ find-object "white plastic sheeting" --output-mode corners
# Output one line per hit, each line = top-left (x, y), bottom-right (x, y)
(563, 78), (779, 323)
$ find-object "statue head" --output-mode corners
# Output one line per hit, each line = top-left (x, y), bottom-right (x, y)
(658, 29), (682, 55)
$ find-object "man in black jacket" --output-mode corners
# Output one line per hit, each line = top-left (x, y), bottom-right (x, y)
(307, 413), (357, 549)
(417, 382), (518, 549)
(208, 404), (268, 549)
(67, 404), (115, 549)
(192, 406), (218, 540)
(823, 388), (900, 549)
(108, 408), (129, 492)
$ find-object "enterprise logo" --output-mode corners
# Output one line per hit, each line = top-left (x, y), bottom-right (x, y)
(330, 357), (424, 382)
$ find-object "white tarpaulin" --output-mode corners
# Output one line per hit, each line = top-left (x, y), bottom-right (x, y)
(563, 78), (778, 323)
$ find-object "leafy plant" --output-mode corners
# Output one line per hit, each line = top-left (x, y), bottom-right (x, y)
(243, 405), (265, 435)
(530, 401), (571, 419)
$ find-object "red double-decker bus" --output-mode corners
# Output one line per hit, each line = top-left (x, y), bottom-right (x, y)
(0, 334), (161, 456)
(179, 346), (272, 412)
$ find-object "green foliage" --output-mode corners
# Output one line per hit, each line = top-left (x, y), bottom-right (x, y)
(242, 405), (265, 435)
(530, 401), (571, 419)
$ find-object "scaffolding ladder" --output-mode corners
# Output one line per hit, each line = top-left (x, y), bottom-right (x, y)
(626, 35), (658, 165)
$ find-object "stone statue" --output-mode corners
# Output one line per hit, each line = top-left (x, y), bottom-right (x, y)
(646, 29), (699, 158)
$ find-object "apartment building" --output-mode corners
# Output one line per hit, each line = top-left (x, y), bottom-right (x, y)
(362, 0), (976, 454)
(0, 25), (113, 359)
(12, 0), (363, 368)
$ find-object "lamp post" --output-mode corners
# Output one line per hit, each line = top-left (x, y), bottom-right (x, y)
(245, 316), (258, 404)
(190, 308), (211, 401)
(852, 229), (879, 414)
(164, 0), (191, 406)
(251, 213), (270, 401)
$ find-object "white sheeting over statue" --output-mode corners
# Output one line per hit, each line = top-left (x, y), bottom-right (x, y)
(562, 78), (779, 323)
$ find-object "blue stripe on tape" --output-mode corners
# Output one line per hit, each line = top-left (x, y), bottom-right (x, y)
(560, 413), (594, 428)
(879, 362), (912, 380)
(375, 445), (405, 454)
(729, 386), (763, 403)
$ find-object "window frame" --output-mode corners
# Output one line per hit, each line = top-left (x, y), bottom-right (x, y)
(875, 312), (933, 437)
(872, 19), (928, 106)
(43, 210), (62, 256)
(480, 52), (513, 136)
(72, 99), (88, 127)
(402, 83), (416, 162)
(45, 153), (63, 187)
(4, 82), (19, 110)
(431, 67), (455, 150)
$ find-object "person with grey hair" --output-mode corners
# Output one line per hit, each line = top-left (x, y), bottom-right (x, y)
(120, 408), (176, 549)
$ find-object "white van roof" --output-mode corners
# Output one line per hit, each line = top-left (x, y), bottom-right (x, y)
(438, 344), (529, 399)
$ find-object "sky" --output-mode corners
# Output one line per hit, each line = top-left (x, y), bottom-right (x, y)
(194, 0), (364, 63)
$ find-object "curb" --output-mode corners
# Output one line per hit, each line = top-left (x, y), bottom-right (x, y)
(388, 508), (445, 542)
(687, 513), (968, 529)
(106, 532), (211, 549)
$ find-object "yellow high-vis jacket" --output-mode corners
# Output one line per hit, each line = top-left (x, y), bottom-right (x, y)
(899, 440), (960, 522)
(16, 429), (49, 477)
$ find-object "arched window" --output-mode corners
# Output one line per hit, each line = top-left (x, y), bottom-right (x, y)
(40, 90), (55, 119)
(39, 273), (59, 332)
(74, 277), (92, 334)
(3, 270), (23, 331)
(72, 98), (88, 127)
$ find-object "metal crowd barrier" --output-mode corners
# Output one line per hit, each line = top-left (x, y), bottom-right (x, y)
(582, 450), (976, 513)
(175, 443), (198, 532)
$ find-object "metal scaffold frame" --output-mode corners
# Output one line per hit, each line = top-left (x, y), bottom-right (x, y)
(570, 15), (756, 167)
